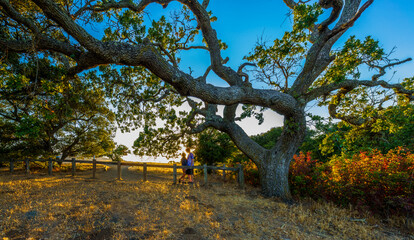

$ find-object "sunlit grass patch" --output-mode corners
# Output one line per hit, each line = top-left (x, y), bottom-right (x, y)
(0, 167), (412, 239)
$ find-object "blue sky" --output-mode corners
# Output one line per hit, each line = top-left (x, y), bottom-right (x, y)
(114, 0), (414, 161)
(161, 0), (414, 80)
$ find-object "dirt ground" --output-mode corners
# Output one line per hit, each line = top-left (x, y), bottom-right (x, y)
(0, 164), (412, 240)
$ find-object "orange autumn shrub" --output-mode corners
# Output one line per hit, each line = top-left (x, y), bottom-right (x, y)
(289, 152), (330, 197)
(241, 159), (260, 186)
(289, 147), (414, 215)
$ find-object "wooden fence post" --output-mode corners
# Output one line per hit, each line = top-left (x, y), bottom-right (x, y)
(48, 158), (53, 175)
(143, 163), (147, 182)
(238, 164), (244, 188)
(71, 158), (76, 176)
(10, 159), (14, 173)
(222, 164), (226, 181)
(92, 155), (96, 179)
(204, 164), (208, 185)
(173, 164), (177, 184)
(117, 160), (122, 180)
(25, 159), (30, 174)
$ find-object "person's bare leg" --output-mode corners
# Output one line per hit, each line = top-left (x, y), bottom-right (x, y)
(189, 171), (193, 183)
(179, 171), (186, 183)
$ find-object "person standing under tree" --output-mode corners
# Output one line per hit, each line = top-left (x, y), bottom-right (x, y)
(178, 152), (187, 184)
(186, 148), (194, 184)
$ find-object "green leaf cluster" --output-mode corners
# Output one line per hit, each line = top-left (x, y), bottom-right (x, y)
(315, 36), (385, 88)
(0, 54), (116, 160)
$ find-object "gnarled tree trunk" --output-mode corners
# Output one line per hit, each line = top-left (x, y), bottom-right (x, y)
(256, 114), (306, 198)
(258, 153), (292, 198)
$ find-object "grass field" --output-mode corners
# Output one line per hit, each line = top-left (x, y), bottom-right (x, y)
(0, 165), (412, 240)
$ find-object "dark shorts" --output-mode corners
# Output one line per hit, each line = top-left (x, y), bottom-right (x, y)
(185, 169), (193, 175)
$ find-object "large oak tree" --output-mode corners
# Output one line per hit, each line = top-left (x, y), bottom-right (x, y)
(1, 0), (413, 199)
(0, 53), (116, 160)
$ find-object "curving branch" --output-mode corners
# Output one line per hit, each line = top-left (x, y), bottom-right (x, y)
(75, 0), (172, 15)
(32, 0), (110, 59)
(178, 0), (243, 86)
(282, 0), (298, 9)
(305, 57), (414, 102)
(174, 45), (209, 51)
(289, 0), (372, 96)
(0, 37), (82, 61)
(369, 57), (412, 81)
(327, 87), (367, 126)
(329, 0), (374, 38)
(306, 79), (414, 102)
(317, 0), (344, 31)
(201, 0), (210, 9)
(237, 62), (256, 82)
(237, 62), (256, 74)
(0, 0), (40, 34)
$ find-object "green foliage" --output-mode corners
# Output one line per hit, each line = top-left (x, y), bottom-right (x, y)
(194, 128), (237, 166)
(0, 54), (116, 160)
(251, 127), (283, 149)
(292, 3), (323, 32)
(107, 144), (131, 162)
(315, 36), (385, 88)
(239, 105), (266, 125)
(93, 5), (220, 158)
(318, 104), (414, 157)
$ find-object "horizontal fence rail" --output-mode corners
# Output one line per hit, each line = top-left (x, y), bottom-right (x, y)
(1, 158), (245, 187)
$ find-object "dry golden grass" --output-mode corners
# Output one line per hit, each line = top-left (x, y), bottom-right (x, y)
(0, 165), (412, 240)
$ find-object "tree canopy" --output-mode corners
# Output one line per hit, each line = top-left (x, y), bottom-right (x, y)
(0, 52), (116, 160)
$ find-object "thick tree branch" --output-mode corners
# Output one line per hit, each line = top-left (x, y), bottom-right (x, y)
(223, 104), (238, 122)
(289, 0), (371, 96)
(0, 0), (40, 34)
(317, 0), (344, 31)
(73, 0), (172, 18)
(178, 0), (243, 86)
(32, 0), (110, 59)
(2, 0), (302, 119)
(306, 79), (414, 102)
(0, 37), (82, 61)
(282, 0), (297, 9)
(153, 42), (178, 67)
(329, 0), (374, 39)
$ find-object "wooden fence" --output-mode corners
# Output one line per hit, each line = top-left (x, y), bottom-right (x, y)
(1, 158), (245, 187)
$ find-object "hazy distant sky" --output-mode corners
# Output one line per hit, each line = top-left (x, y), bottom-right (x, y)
(113, 0), (414, 161)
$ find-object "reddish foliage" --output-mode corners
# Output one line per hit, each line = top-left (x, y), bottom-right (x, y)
(289, 147), (414, 216)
